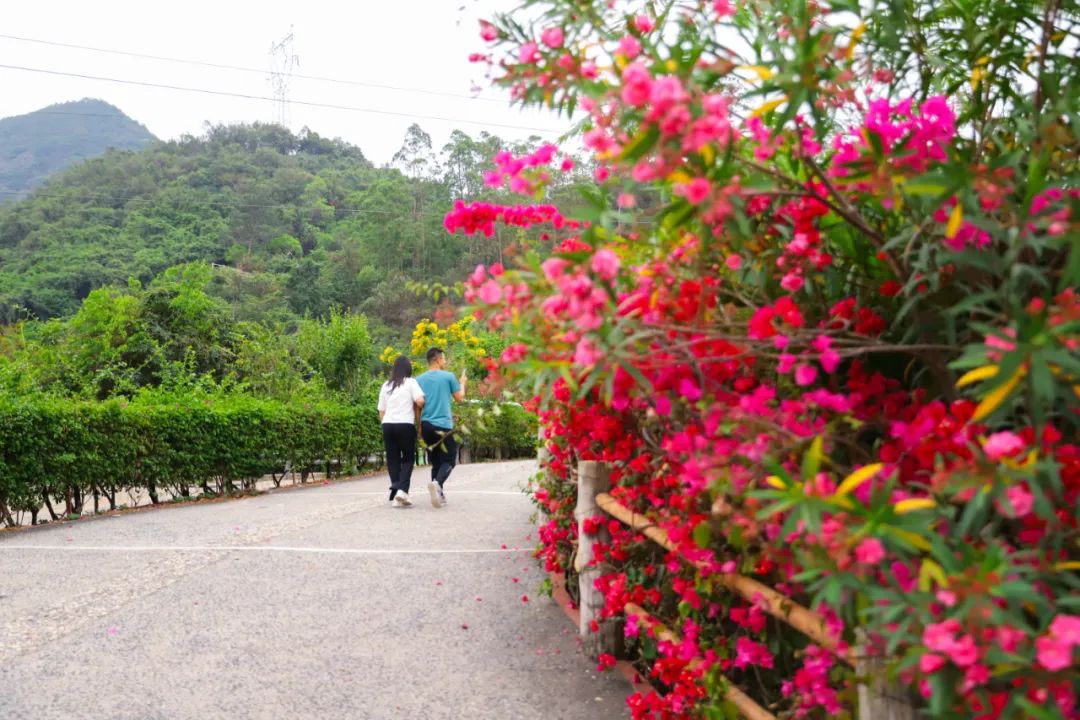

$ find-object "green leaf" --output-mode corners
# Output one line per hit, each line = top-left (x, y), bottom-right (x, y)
(692, 522), (711, 549)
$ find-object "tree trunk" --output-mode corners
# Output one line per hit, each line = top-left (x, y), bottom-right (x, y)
(43, 493), (59, 521)
(0, 502), (14, 527)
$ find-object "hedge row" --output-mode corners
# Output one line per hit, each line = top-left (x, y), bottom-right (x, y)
(0, 395), (382, 525)
(0, 395), (539, 526)
(455, 401), (539, 461)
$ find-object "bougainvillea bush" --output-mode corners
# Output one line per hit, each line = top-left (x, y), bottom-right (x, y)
(451, 1), (1079, 718)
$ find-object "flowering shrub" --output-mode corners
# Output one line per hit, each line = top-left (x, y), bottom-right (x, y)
(454, 1), (1079, 718)
(407, 317), (488, 366)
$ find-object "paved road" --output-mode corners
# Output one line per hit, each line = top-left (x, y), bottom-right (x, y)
(0, 460), (630, 719)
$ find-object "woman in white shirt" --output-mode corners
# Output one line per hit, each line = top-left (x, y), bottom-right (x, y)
(377, 356), (425, 507)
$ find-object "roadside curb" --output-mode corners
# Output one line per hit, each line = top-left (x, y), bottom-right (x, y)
(0, 468), (385, 536)
(547, 570), (653, 699)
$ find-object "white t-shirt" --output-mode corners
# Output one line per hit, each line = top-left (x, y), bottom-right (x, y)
(377, 378), (424, 425)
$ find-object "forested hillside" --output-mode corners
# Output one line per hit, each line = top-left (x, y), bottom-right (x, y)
(0, 121), (589, 335)
(0, 99), (155, 200)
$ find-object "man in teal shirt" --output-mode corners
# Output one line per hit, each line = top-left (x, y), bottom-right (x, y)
(416, 346), (465, 508)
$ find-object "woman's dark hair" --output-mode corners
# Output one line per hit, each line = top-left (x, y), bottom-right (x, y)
(388, 355), (413, 391)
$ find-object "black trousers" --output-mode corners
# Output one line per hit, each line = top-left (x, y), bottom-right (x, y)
(421, 421), (457, 488)
(383, 423), (417, 499)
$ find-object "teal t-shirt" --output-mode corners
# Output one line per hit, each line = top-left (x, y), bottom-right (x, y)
(416, 369), (460, 429)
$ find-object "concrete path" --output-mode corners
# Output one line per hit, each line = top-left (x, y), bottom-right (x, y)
(0, 460), (631, 720)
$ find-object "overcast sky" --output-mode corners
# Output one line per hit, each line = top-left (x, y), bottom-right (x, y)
(0, 0), (565, 165)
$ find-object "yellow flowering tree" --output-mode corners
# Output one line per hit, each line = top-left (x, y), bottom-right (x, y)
(408, 316), (487, 375)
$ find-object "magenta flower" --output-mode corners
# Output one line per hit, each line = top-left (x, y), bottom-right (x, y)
(675, 177), (711, 205)
(919, 653), (946, 674)
(854, 538), (885, 565)
(923, 619), (961, 653)
(617, 35), (642, 59)
(478, 280), (502, 305)
(1050, 615), (1080, 644)
(983, 430), (1024, 460)
(794, 364), (818, 387)
(541, 27), (564, 49)
(591, 249), (621, 281)
(518, 42), (540, 64)
(947, 634), (979, 668)
(1003, 484), (1034, 518)
(1036, 635), (1074, 672)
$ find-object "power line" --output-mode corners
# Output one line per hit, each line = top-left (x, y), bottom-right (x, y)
(0, 32), (507, 104)
(0, 63), (561, 135)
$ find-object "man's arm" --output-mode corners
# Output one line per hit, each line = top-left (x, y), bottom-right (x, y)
(453, 371), (466, 402)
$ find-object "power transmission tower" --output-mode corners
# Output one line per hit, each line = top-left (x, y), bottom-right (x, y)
(268, 28), (299, 129)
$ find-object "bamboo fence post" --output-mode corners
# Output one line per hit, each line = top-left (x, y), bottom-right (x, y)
(856, 631), (918, 720)
(575, 460), (621, 661)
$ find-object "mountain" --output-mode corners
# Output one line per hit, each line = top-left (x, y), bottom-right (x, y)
(0, 122), (590, 330)
(0, 99), (156, 200)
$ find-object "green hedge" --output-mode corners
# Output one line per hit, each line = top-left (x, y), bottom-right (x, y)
(0, 395), (382, 525)
(454, 401), (538, 461)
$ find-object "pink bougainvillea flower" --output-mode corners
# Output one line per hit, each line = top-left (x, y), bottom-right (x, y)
(713, 0), (735, 16)
(617, 35), (642, 59)
(1050, 615), (1080, 645)
(675, 177), (712, 204)
(947, 634), (979, 668)
(478, 279), (502, 304)
(479, 20), (498, 42)
(919, 653), (946, 674)
(983, 431), (1025, 460)
(1003, 484), (1034, 518)
(794, 364), (818, 387)
(725, 254), (743, 270)
(591, 249), (621, 281)
(1037, 635), (1074, 672)
(518, 42), (541, 64)
(620, 62), (653, 107)
(854, 538), (885, 565)
(541, 27), (564, 49)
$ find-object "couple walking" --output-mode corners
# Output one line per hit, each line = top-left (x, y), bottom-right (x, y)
(376, 347), (465, 508)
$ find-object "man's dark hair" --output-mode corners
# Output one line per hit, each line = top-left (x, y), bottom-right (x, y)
(426, 347), (444, 365)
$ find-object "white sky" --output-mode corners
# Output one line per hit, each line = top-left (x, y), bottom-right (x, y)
(0, 0), (566, 165)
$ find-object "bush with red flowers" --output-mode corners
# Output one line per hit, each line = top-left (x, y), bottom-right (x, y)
(452, 1), (1080, 718)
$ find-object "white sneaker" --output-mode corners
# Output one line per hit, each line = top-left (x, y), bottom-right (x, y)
(428, 481), (443, 508)
(395, 492), (412, 507)
(437, 486), (447, 506)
